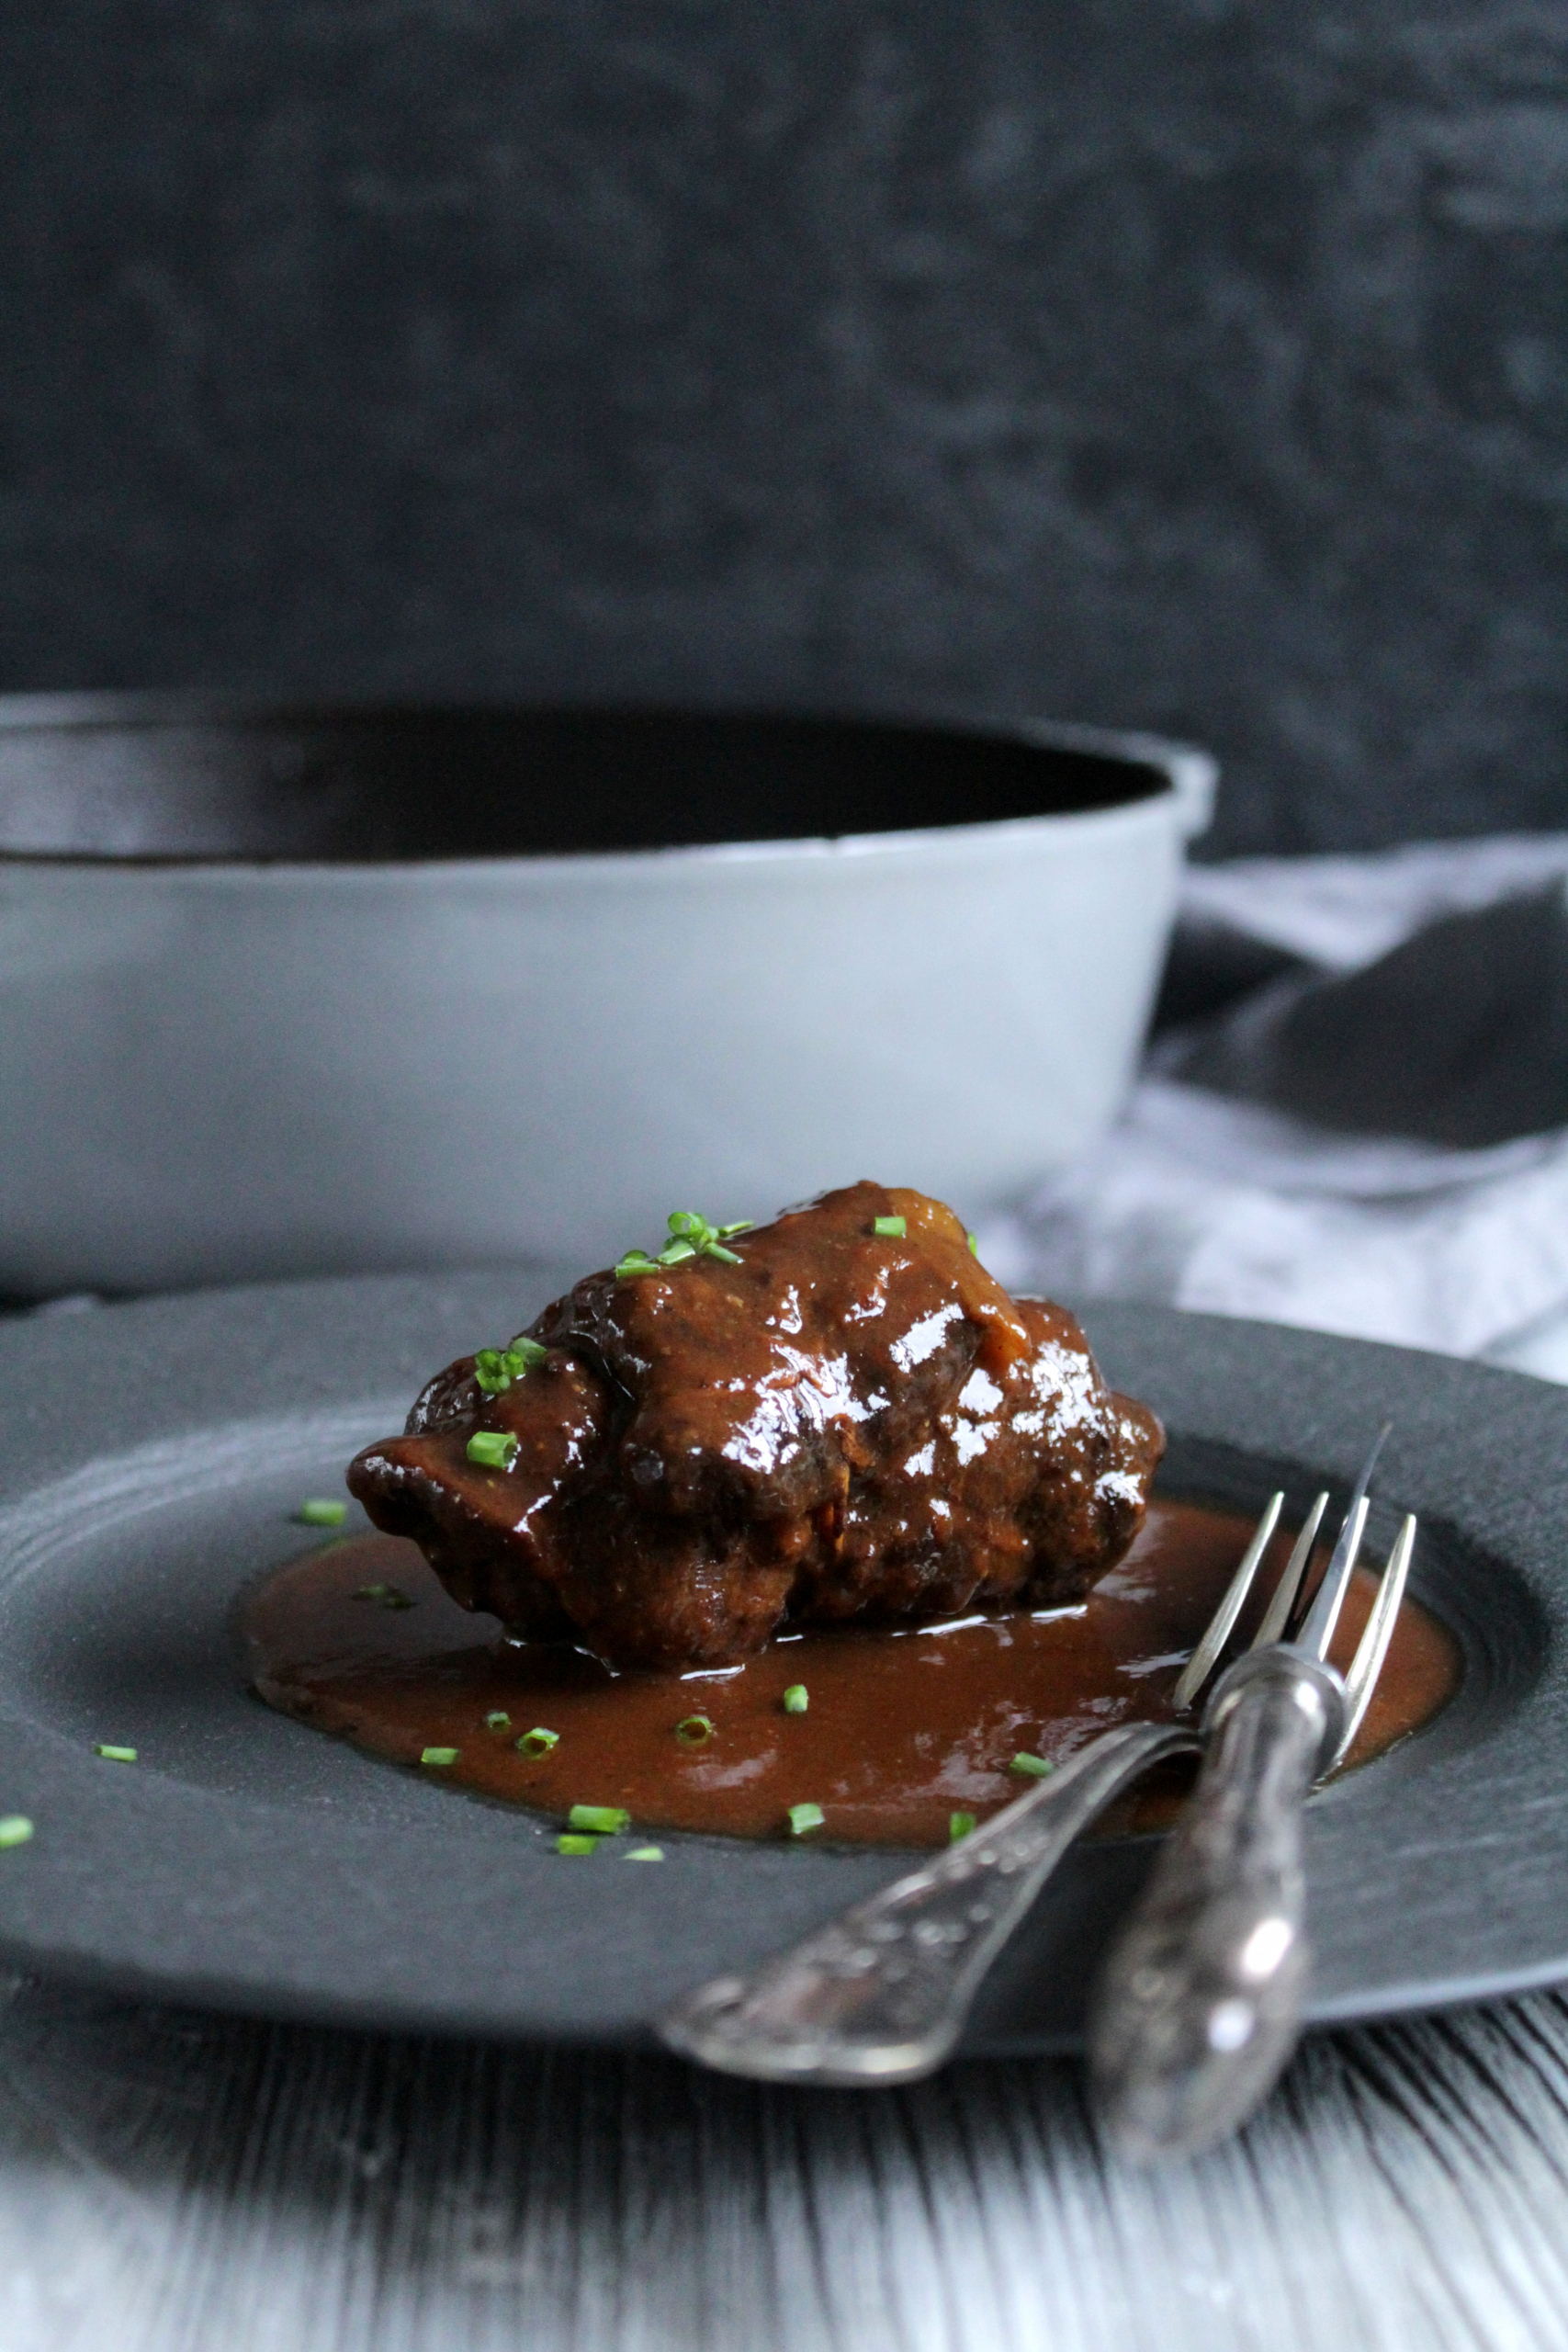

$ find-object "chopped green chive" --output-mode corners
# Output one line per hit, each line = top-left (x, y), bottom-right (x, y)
(949, 1811), (977, 1842)
(617, 1213), (752, 1279)
(624, 1845), (665, 1861)
(517, 1727), (559, 1757)
(354, 1582), (415, 1610)
(483, 1710), (512, 1732)
(675, 1714), (714, 1747)
(474, 1340), (547, 1395)
(787, 1802), (825, 1836)
(0, 1817), (32, 1849)
(298, 1498), (346, 1527)
(1010, 1752), (1054, 1780)
(94, 1744), (137, 1763)
(557, 1833), (600, 1855)
(421, 1747), (459, 1767)
(966, 1230), (978, 1258)
(781, 1684), (808, 1714)
(568, 1804), (630, 1835)
(466, 1430), (520, 1471)
(873, 1215), (907, 1238)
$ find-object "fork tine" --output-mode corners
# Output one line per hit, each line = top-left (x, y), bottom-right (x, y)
(1171, 1491), (1283, 1713)
(1252, 1490), (1329, 1652)
(1295, 1421), (1392, 1662)
(1332, 1514), (1416, 1767)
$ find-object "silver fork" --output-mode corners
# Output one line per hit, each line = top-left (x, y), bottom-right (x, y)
(660, 1454), (1410, 2086)
(1089, 1427), (1416, 2159)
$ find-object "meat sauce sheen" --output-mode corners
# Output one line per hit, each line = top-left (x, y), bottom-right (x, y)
(244, 1499), (1460, 1848)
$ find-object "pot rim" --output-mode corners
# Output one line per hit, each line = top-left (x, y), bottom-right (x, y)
(0, 694), (1216, 873)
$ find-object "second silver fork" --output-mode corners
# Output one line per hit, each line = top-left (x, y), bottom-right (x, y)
(1089, 1427), (1416, 2159)
(661, 1456), (1411, 2086)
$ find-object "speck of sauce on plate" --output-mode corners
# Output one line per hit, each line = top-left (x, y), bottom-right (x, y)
(242, 1498), (1461, 1847)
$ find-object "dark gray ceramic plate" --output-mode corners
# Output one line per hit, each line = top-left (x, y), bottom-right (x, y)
(0, 1270), (1562, 2052)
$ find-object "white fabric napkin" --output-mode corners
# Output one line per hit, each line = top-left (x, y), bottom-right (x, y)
(979, 836), (1568, 1385)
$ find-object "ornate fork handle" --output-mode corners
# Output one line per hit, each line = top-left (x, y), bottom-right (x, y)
(660, 1719), (1201, 2085)
(1089, 1644), (1346, 2158)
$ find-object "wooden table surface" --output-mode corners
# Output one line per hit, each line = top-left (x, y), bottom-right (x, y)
(5, 1968), (1568, 2350)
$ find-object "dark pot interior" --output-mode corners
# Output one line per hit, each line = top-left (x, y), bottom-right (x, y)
(0, 700), (1170, 864)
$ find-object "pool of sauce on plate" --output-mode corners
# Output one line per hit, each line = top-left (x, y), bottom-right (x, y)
(243, 1500), (1461, 1847)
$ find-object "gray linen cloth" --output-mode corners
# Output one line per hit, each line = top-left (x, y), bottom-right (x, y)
(979, 836), (1568, 1384)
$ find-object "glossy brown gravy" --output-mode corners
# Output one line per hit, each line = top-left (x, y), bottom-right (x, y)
(243, 1500), (1461, 1848)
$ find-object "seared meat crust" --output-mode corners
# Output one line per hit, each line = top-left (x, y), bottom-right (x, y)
(347, 1181), (1163, 1668)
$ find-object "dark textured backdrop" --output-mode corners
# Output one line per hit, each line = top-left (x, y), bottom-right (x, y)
(1, 0), (1564, 854)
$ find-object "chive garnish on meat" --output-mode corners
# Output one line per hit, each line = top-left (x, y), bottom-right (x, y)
(517, 1727), (559, 1757)
(569, 1804), (629, 1835)
(781, 1684), (808, 1714)
(421, 1747), (459, 1767)
(675, 1714), (714, 1747)
(615, 1249), (662, 1278)
(616, 1212), (752, 1279)
(466, 1430), (520, 1470)
(873, 1215), (906, 1238)
(949, 1811), (976, 1841)
(787, 1802), (825, 1836)
(1009, 1752), (1054, 1780)
(474, 1339), (547, 1395)
(483, 1710), (511, 1732)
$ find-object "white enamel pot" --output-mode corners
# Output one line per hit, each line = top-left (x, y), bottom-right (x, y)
(0, 697), (1213, 1295)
